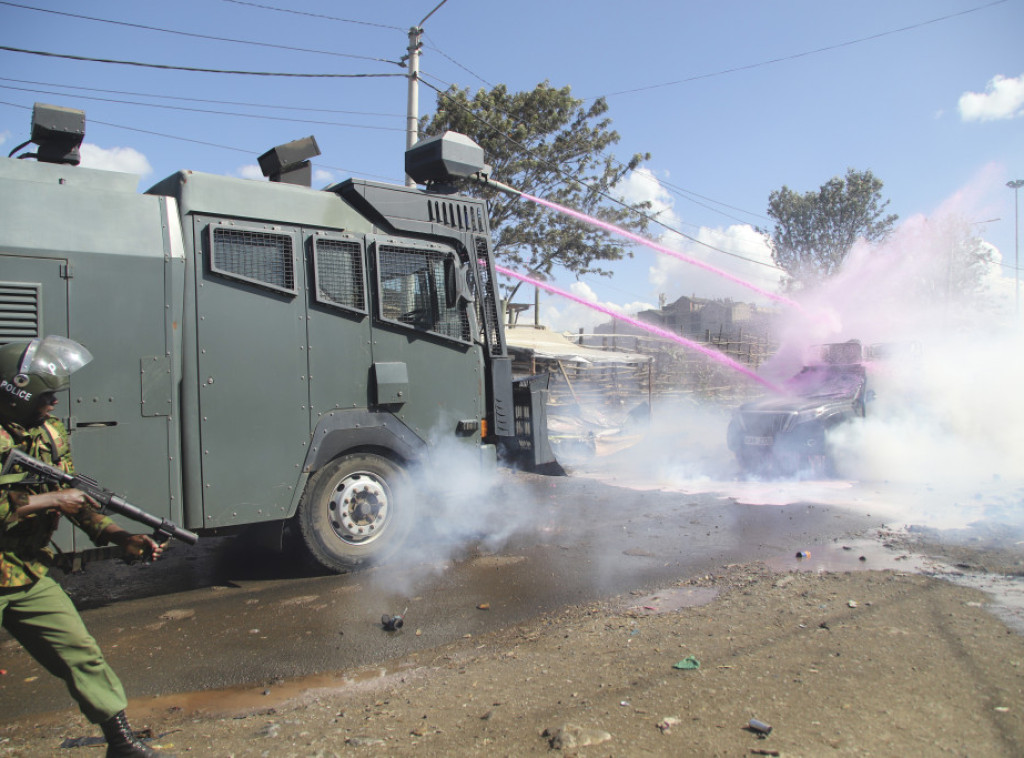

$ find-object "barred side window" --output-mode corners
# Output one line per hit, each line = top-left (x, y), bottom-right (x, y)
(210, 226), (296, 295)
(377, 243), (470, 343)
(313, 236), (366, 314)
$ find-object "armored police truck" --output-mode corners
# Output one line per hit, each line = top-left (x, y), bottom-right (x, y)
(0, 103), (554, 572)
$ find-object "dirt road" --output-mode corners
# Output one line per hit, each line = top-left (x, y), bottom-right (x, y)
(2, 470), (1023, 756)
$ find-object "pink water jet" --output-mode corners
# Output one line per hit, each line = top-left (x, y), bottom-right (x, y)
(520, 192), (801, 311)
(495, 265), (782, 393)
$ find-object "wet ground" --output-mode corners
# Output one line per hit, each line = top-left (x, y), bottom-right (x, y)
(0, 469), (888, 720)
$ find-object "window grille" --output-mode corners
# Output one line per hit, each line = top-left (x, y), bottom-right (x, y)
(377, 244), (469, 342)
(313, 236), (366, 314)
(210, 226), (295, 295)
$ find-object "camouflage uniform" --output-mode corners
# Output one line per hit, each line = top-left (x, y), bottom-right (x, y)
(0, 417), (128, 723)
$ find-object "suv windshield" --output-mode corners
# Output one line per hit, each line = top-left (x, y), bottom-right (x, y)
(783, 365), (864, 399)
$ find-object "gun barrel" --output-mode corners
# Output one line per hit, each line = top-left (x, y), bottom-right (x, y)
(2, 448), (198, 545)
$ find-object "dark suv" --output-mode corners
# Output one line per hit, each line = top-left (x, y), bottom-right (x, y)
(727, 340), (873, 477)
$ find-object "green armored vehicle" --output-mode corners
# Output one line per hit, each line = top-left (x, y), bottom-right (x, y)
(0, 103), (554, 572)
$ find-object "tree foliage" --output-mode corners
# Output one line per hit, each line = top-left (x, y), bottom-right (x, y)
(760, 169), (898, 288)
(420, 82), (652, 286)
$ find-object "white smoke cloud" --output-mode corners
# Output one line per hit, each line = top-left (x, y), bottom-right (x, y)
(79, 143), (152, 176)
(958, 72), (1024, 122)
(757, 168), (1024, 529)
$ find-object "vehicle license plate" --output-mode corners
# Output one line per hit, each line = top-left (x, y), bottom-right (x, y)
(744, 436), (773, 446)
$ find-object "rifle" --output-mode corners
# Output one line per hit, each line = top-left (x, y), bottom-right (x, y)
(1, 448), (198, 546)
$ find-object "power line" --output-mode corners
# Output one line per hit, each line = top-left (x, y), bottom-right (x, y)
(417, 77), (783, 273)
(0, 1), (403, 66)
(0, 77), (405, 118)
(0, 99), (402, 183)
(219, 0), (404, 31)
(0, 83), (407, 132)
(0, 46), (405, 78)
(592, 0), (1010, 99)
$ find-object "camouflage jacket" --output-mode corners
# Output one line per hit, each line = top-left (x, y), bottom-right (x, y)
(0, 417), (114, 587)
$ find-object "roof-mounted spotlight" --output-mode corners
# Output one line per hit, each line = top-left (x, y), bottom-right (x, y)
(30, 103), (85, 166)
(258, 135), (320, 186)
(405, 132), (487, 192)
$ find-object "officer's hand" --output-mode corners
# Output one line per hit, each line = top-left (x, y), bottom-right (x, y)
(122, 533), (164, 563)
(46, 489), (100, 516)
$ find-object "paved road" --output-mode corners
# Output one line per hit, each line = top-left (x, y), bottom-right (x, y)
(0, 470), (883, 719)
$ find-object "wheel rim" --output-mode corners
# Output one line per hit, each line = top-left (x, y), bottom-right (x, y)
(327, 471), (391, 546)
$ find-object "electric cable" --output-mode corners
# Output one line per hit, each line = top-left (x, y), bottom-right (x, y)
(0, 76), (405, 118)
(589, 0), (1010, 99)
(0, 1), (404, 66)
(219, 0), (404, 31)
(0, 46), (404, 78)
(0, 100), (403, 183)
(417, 75), (784, 273)
(0, 82), (406, 132)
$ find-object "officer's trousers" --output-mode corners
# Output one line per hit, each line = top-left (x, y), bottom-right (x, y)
(0, 575), (126, 723)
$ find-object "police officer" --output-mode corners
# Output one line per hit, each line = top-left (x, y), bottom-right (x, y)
(0, 336), (171, 757)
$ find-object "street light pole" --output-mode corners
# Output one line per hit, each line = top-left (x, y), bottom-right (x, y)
(1009, 179), (1024, 318)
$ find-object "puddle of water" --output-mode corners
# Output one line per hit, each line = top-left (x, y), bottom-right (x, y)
(764, 539), (930, 574)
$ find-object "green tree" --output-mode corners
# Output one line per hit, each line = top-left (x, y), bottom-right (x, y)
(760, 169), (898, 289)
(420, 82), (652, 290)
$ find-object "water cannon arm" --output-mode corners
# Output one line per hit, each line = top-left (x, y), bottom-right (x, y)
(468, 170), (523, 199)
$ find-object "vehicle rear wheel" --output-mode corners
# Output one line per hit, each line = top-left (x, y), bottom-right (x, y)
(297, 453), (412, 573)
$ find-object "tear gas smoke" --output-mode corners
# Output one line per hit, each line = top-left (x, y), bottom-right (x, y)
(569, 182), (1023, 536)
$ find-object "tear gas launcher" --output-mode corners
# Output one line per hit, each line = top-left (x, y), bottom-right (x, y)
(1, 448), (198, 545)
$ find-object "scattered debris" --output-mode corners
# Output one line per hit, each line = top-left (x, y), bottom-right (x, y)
(477, 603), (490, 611)
(345, 736), (385, 747)
(796, 551), (811, 559)
(748, 718), (773, 736)
(543, 723), (612, 750)
(673, 655), (701, 670)
(657, 716), (681, 733)
(382, 608), (408, 631)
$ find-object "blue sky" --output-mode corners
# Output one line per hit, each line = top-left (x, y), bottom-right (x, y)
(1, 0), (1022, 332)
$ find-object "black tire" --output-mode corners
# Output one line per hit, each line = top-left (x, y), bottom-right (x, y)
(297, 453), (412, 573)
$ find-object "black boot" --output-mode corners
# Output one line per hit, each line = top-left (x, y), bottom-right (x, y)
(99, 710), (167, 757)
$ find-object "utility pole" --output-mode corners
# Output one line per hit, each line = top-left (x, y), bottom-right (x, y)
(1008, 179), (1023, 318)
(404, 25), (422, 186)
(404, 0), (448, 187)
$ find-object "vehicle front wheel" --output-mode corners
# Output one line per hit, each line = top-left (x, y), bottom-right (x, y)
(297, 453), (412, 573)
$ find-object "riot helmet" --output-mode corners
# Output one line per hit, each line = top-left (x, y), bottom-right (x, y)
(0, 336), (93, 426)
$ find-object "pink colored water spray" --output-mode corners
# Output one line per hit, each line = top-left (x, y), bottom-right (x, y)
(495, 264), (782, 393)
(520, 192), (801, 310)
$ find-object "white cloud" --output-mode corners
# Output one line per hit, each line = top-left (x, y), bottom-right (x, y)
(958, 73), (1024, 122)
(616, 166), (681, 228)
(541, 280), (656, 333)
(314, 168), (335, 187)
(238, 164), (265, 180)
(0, 131), (9, 149)
(647, 224), (779, 304)
(79, 143), (152, 176)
